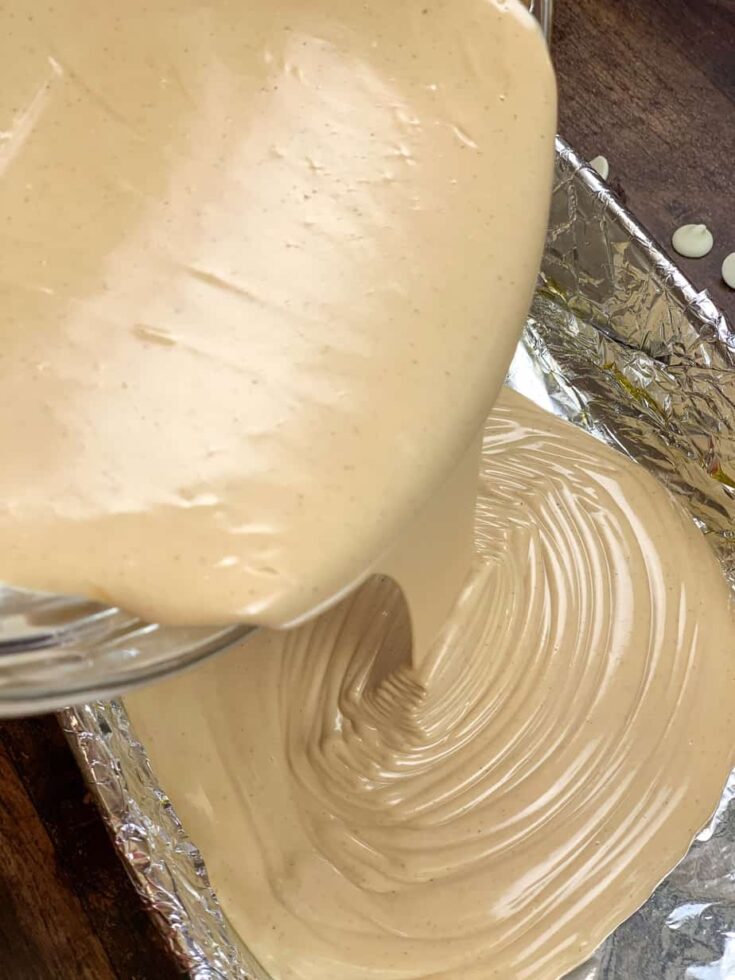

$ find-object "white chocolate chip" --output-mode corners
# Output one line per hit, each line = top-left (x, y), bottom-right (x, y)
(722, 252), (735, 289)
(590, 155), (609, 181)
(672, 223), (714, 259)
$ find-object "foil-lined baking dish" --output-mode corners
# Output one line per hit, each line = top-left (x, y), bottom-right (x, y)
(61, 138), (735, 979)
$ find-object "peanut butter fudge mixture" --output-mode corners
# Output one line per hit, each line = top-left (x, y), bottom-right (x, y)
(2, 2), (734, 977)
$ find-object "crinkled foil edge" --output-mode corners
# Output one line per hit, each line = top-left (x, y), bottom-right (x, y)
(62, 700), (259, 979)
(61, 139), (735, 980)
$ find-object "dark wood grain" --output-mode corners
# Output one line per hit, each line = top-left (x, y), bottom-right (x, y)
(554, 0), (735, 320)
(0, 2), (733, 977)
(0, 718), (179, 980)
(0, 734), (115, 980)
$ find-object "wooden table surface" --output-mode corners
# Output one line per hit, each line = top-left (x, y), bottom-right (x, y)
(1, 1), (734, 977)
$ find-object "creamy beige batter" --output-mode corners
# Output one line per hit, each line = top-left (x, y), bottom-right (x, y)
(5, 2), (735, 978)
(128, 390), (735, 979)
(0, 0), (554, 629)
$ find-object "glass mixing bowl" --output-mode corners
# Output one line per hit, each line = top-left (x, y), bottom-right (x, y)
(0, 0), (553, 716)
(529, 0), (553, 40)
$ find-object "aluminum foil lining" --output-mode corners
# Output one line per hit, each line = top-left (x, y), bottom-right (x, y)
(61, 138), (735, 979)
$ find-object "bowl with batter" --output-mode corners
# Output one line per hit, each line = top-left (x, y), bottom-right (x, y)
(0, 0), (554, 712)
